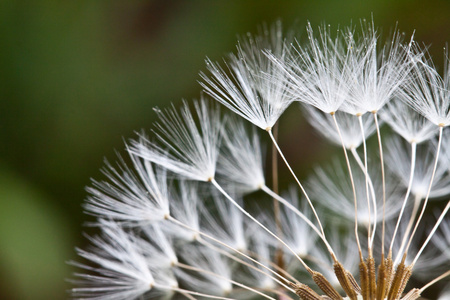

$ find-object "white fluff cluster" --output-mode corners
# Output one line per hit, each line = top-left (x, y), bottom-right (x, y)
(72, 20), (450, 300)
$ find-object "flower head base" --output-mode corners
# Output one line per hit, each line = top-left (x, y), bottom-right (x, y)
(72, 20), (450, 300)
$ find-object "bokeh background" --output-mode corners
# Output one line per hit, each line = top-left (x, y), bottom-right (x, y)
(1, 1), (449, 299)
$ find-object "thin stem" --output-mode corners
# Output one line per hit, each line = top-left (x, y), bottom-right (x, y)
(261, 185), (337, 261)
(357, 114), (374, 250)
(262, 289), (295, 300)
(373, 111), (386, 256)
(350, 147), (378, 246)
(159, 285), (235, 300)
(210, 179), (313, 274)
(180, 291), (197, 300)
(232, 287), (295, 300)
(404, 126), (443, 256)
(249, 247), (333, 281)
(394, 193), (422, 265)
(412, 200), (450, 266)
(176, 262), (277, 300)
(419, 269), (450, 293)
(166, 216), (292, 286)
(199, 238), (295, 292)
(272, 123), (281, 233)
(244, 249), (300, 284)
(389, 141), (417, 254)
(266, 129), (327, 247)
(271, 123), (284, 271)
(331, 112), (362, 257)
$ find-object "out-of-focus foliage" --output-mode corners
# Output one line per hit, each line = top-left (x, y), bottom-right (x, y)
(0, 0), (448, 299)
(0, 164), (72, 299)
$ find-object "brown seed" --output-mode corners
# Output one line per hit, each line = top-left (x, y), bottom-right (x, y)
(397, 265), (413, 299)
(290, 282), (323, 300)
(376, 257), (387, 300)
(367, 255), (377, 299)
(387, 259), (406, 300)
(400, 288), (421, 300)
(359, 259), (369, 299)
(334, 262), (358, 300)
(346, 270), (361, 295)
(311, 270), (343, 300)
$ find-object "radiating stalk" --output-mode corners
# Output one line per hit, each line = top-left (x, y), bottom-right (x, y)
(161, 285), (235, 300)
(176, 262), (277, 300)
(373, 111), (386, 256)
(244, 248), (300, 284)
(211, 179), (314, 274)
(180, 290), (197, 300)
(389, 141), (417, 254)
(201, 239), (295, 292)
(267, 128), (327, 243)
(331, 112), (362, 257)
(394, 194), (422, 265)
(419, 269), (450, 294)
(167, 216), (293, 286)
(412, 200), (450, 266)
(404, 126), (443, 256)
(271, 123), (284, 271)
(350, 147), (378, 246)
(261, 185), (337, 261)
(357, 114), (375, 250)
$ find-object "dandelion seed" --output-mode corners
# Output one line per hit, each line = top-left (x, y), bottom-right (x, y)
(200, 22), (293, 131)
(342, 21), (414, 114)
(217, 118), (265, 193)
(380, 99), (437, 144)
(401, 46), (450, 127)
(163, 181), (201, 242)
(130, 98), (222, 182)
(200, 192), (247, 252)
(274, 22), (352, 113)
(70, 221), (157, 300)
(84, 154), (170, 226)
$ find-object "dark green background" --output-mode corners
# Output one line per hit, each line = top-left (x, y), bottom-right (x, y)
(1, 1), (449, 299)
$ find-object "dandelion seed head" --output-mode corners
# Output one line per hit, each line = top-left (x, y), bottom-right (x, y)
(71, 19), (450, 300)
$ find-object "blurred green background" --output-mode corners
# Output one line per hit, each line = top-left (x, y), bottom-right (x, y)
(0, 1), (449, 299)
